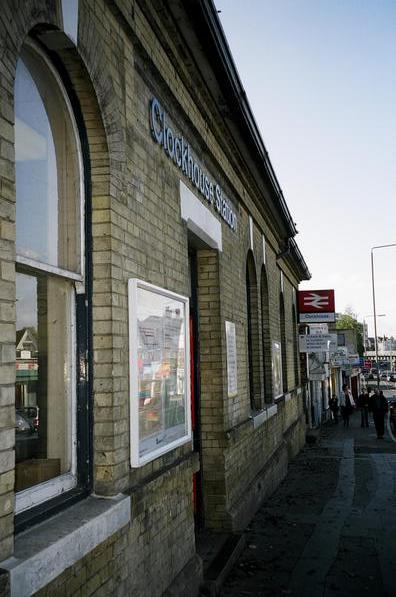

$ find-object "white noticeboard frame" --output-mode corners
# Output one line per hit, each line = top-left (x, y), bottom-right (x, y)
(225, 321), (238, 397)
(272, 340), (283, 399)
(128, 278), (191, 467)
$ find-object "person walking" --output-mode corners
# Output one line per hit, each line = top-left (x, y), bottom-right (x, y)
(369, 388), (388, 439)
(358, 388), (370, 428)
(339, 384), (355, 428)
(329, 395), (339, 424)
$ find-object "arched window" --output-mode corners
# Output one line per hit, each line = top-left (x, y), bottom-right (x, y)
(280, 292), (288, 393)
(292, 305), (299, 388)
(246, 251), (261, 411)
(260, 266), (272, 402)
(14, 42), (84, 511)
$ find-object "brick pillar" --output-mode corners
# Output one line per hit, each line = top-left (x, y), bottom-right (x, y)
(0, 63), (16, 562)
(196, 249), (227, 529)
(59, 47), (129, 496)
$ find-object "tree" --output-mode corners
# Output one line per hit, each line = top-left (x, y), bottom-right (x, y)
(336, 313), (364, 356)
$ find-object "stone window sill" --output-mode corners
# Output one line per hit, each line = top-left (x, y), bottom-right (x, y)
(0, 493), (130, 597)
(252, 404), (278, 429)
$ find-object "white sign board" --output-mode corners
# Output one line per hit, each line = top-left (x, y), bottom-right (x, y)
(299, 312), (336, 323)
(299, 334), (337, 353)
(309, 323), (328, 335)
(225, 321), (238, 397)
(330, 347), (349, 366)
(272, 340), (283, 399)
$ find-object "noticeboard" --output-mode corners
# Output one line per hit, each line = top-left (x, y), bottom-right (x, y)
(225, 321), (237, 397)
(272, 340), (283, 399)
(128, 279), (192, 467)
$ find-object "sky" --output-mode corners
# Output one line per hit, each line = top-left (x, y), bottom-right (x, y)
(218, 1), (396, 338)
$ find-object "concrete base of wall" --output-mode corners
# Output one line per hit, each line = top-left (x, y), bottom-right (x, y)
(163, 554), (203, 597)
(284, 414), (306, 459)
(228, 441), (288, 532)
(228, 415), (306, 532)
(0, 570), (10, 597)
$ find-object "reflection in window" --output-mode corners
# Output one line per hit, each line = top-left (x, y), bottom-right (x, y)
(15, 272), (73, 491)
(15, 48), (81, 273)
(137, 288), (187, 459)
(14, 42), (81, 502)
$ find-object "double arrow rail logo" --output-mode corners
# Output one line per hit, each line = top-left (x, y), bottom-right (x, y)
(303, 293), (330, 310)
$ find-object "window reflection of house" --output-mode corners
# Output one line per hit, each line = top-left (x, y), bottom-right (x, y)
(15, 326), (38, 410)
(137, 304), (185, 446)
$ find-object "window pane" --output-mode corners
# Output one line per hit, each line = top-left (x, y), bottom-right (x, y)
(137, 287), (187, 459)
(15, 48), (81, 273)
(15, 271), (73, 492)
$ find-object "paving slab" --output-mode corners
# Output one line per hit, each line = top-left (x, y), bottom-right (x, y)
(220, 410), (396, 597)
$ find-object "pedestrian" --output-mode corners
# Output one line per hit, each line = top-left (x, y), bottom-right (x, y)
(369, 388), (388, 439)
(358, 387), (370, 428)
(339, 384), (355, 427)
(329, 395), (339, 424)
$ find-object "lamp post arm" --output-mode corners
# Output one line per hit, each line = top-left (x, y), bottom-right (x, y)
(372, 243), (396, 251)
(370, 243), (396, 388)
(371, 249), (380, 388)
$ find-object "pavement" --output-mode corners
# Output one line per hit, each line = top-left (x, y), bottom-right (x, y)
(219, 407), (396, 597)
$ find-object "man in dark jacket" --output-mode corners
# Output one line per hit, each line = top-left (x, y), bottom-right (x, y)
(369, 389), (388, 439)
(358, 388), (370, 428)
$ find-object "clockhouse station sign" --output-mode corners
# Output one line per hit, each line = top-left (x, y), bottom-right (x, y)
(150, 97), (237, 232)
(298, 289), (335, 323)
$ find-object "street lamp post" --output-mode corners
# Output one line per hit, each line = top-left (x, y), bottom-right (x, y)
(363, 314), (385, 354)
(371, 243), (396, 388)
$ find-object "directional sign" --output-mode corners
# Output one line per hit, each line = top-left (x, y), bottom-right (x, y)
(298, 289), (335, 323)
(309, 323), (329, 335)
(299, 334), (337, 353)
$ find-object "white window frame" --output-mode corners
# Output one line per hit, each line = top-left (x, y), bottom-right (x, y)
(15, 39), (85, 290)
(128, 278), (192, 467)
(15, 289), (77, 514)
(15, 40), (84, 513)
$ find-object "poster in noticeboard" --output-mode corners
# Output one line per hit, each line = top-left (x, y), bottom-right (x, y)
(225, 321), (237, 397)
(128, 279), (191, 467)
(272, 340), (283, 399)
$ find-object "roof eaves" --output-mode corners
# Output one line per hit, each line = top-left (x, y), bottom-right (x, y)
(195, 0), (298, 238)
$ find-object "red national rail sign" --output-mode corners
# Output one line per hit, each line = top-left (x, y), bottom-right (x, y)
(298, 289), (335, 323)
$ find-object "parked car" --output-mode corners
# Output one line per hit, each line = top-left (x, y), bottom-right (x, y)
(17, 406), (39, 432)
(15, 411), (34, 436)
(387, 372), (396, 383)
